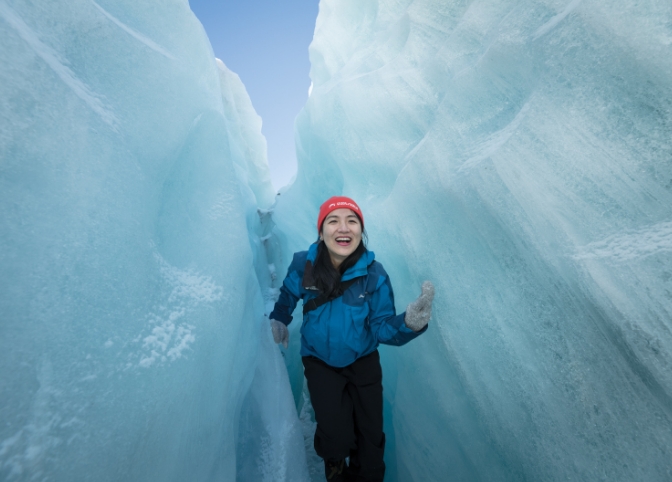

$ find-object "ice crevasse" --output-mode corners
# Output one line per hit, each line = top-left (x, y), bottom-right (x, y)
(0, 0), (306, 480)
(278, 0), (672, 481)
(1, 0), (672, 482)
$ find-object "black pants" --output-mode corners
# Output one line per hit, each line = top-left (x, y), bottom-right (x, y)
(303, 350), (386, 482)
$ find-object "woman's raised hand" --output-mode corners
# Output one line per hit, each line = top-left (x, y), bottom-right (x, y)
(404, 281), (435, 332)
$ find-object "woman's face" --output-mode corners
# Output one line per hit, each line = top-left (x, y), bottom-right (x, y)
(320, 208), (362, 268)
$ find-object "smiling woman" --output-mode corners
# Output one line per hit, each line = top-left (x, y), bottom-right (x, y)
(269, 196), (435, 481)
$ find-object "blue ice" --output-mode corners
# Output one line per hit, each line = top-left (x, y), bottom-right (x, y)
(2, 0), (672, 481)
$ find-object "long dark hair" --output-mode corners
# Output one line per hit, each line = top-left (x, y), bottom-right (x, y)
(313, 229), (368, 296)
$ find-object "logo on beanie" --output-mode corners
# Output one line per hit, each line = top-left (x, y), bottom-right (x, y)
(328, 201), (359, 212)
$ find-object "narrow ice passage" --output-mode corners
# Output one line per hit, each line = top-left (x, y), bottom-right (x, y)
(1, 1), (672, 481)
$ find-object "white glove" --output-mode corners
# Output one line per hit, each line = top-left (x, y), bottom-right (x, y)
(270, 319), (289, 349)
(404, 281), (435, 332)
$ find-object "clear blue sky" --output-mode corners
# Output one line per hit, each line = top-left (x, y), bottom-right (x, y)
(189, 0), (319, 191)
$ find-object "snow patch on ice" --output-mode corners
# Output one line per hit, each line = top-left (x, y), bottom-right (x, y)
(136, 253), (223, 368)
(0, 361), (64, 479)
(255, 421), (296, 482)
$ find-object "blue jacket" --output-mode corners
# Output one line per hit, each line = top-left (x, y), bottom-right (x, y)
(270, 243), (427, 367)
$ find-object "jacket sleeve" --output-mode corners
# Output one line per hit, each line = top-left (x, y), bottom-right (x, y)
(368, 267), (428, 346)
(269, 252), (305, 325)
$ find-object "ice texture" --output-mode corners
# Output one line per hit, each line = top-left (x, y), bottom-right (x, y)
(275, 0), (672, 480)
(4, 0), (672, 480)
(0, 1), (307, 481)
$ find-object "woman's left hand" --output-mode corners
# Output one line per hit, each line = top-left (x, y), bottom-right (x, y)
(404, 281), (435, 332)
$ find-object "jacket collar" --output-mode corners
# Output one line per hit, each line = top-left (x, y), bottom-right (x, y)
(306, 242), (375, 282)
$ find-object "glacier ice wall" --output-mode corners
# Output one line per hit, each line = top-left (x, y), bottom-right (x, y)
(0, 1), (307, 480)
(275, 0), (672, 480)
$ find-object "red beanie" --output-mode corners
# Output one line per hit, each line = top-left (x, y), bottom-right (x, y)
(317, 196), (364, 232)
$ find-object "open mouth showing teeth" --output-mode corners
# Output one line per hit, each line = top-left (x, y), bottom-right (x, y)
(335, 237), (352, 245)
